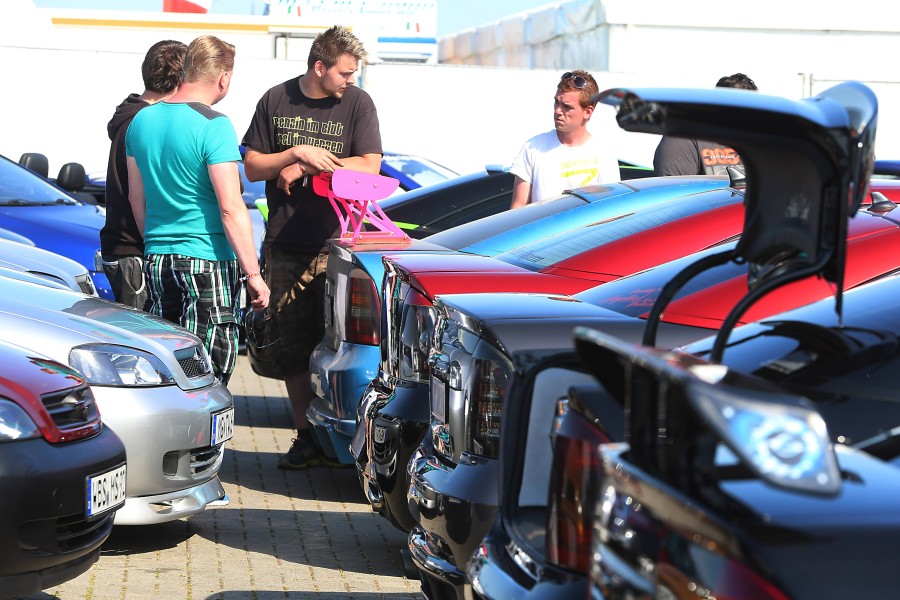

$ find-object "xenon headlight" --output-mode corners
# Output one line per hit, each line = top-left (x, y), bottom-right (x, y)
(70, 344), (176, 386)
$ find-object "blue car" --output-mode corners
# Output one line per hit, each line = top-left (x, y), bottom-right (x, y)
(0, 154), (112, 300)
(307, 172), (731, 467)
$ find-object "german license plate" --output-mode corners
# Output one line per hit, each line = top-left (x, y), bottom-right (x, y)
(211, 407), (235, 445)
(374, 425), (386, 444)
(86, 463), (127, 517)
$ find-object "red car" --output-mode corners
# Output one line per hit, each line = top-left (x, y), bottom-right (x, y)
(0, 340), (126, 597)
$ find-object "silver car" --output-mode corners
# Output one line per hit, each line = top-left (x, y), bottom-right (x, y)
(0, 275), (233, 525)
(0, 237), (97, 295)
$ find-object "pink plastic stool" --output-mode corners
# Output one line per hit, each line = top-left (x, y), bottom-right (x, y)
(311, 170), (409, 244)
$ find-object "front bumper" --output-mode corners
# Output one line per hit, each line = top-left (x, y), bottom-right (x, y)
(308, 339), (380, 463)
(355, 379), (430, 532)
(0, 427), (125, 596)
(92, 381), (232, 525)
(113, 476), (227, 525)
(407, 442), (499, 596)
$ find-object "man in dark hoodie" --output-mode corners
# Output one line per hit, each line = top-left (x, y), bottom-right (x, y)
(100, 40), (187, 308)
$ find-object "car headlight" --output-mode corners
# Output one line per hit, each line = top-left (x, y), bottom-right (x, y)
(0, 398), (40, 442)
(70, 344), (176, 387)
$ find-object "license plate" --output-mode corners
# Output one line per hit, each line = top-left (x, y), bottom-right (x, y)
(374, 425), (386, 444)
(86, 463), (127, 517)
(431, 377), (446, 423)
(211, 407), (235, 445)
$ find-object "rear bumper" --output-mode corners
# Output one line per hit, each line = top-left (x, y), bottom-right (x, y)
(355, 379), (429, 531)
(466, 527), (587, 600)
(309, 339), (380, 463)
(408, 442), (499, 596)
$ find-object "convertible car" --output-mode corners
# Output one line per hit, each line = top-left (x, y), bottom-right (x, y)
(0, 153), (111, 299)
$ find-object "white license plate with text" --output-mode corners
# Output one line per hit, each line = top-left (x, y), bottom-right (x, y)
(211, 407), (235, 445)
(86, 463), (127, 517)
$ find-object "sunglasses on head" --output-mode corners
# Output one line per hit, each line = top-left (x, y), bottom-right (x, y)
(561, 72), (587, 89)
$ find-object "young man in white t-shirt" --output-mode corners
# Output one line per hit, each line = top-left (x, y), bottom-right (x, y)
(509, 70), (620, 209)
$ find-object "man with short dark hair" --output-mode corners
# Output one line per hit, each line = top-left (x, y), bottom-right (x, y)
(509, 69), (620, 209)
(101, 39), (186, 309)
(126, 35), (269, 385)
(242, 25), (383, 469)
(653, 73), (758, 177)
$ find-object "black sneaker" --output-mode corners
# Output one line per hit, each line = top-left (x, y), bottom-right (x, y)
(278, 437), (322, 469)
(277, 437), (349, 469)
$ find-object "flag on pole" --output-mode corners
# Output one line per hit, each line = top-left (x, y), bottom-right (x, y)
(163, 0), (213, 13)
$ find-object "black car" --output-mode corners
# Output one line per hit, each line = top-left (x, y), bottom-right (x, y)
(458, 87), (870, 598)
(487, 81), (888, 600)
(0, 340), (127, 597)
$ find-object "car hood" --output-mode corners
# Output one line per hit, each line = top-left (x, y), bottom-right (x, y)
(0, 204), (104, 263)
(0, 237), (91, 292)
(0, 275), (213, 390)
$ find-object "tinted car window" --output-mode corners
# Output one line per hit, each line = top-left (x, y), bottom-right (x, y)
(381, 154), (458, 189)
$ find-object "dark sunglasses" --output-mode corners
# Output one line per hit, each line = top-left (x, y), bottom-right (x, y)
(561, 71), (587, 89)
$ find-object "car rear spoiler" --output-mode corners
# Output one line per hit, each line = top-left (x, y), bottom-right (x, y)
(595, 82), (878, 361)
(573, 326), (841, 498)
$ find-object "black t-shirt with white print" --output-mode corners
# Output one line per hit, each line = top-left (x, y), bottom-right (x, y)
(242, 76), (382, 252)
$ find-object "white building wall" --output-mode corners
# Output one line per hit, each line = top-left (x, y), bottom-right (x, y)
(1, 0), (899, 179)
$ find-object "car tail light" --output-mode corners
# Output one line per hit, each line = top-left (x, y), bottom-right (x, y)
(347, 269), (380, 345)
(398, 287), (436, 383)
(547, 407), (611, 574)
(470, 357), (510, 458)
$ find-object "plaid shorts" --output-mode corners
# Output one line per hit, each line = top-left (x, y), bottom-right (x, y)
(263, 245), (329, 377)
(144, 254), (242, 385)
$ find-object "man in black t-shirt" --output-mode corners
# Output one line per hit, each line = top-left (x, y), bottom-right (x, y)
(653, 73), (758, 177)
(242, 25), (383, 469)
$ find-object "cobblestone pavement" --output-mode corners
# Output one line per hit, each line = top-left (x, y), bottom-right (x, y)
(24, 356), (423, 600)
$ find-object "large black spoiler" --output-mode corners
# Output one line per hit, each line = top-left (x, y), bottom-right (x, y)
(594, 82), (878, 359)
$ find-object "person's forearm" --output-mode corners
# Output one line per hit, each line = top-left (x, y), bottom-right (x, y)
(339, 153), (381, 174)
(244, 148), (299, 182)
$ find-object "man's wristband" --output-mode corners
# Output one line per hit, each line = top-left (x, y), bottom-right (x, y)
(240, 272), (260, 283)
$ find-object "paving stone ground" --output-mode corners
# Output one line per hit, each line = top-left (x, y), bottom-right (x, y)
(25, 356), (423, 600)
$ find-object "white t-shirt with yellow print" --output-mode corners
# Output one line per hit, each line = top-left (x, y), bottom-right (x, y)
(510, 130), (620, 204)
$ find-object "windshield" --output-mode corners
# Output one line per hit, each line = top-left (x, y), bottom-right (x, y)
(0, 155), (79, 206)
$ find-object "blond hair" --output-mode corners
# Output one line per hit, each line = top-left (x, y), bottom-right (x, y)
(183, 35), (235, 83)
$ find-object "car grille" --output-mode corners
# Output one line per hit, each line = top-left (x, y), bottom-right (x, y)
(41, 384), (101, 431)
(162, 444), (223, 477)
(190, 445), (222, 476)
(174, 345), (212, 379)
(20, 510), (114, 554)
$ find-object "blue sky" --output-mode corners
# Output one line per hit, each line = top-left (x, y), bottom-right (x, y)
(31, 0), (554, 37)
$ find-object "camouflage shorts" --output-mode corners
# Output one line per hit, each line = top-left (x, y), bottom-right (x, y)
(263, 245), (329, 377)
